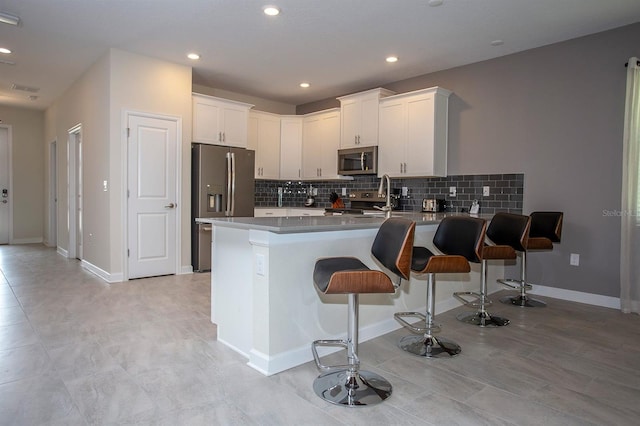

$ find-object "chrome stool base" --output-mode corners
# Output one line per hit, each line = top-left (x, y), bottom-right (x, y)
(500, 294), (546, 308)
(398, 335), (461, 358)
(313, 370), (392, 406)
(456, 311), (510, 327)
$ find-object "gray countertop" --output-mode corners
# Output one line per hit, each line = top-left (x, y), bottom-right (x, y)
(197, 212), (493, 234)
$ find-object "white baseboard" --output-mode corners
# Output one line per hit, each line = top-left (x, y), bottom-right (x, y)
(56, 246), (68, 257)
(80, 260), (123, 283)
(179, 265), (193, 274)
(528, 284), (621, 309)
(12, 237), (43, 244)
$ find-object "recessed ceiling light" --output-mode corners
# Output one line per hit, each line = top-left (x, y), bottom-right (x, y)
(428, 0), (444, 7)
(263, 6), (280, 16)
(187, 53), (200, 60)
(490, 40), (504, 46)
(386, 56), (398, 63)
(300, 82), (310, 88)
(0, 47), (11, 54)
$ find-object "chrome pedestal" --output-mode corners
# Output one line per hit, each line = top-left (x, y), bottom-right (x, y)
(499, 252), (546, 308)
(311, 294), (392, 406)
(454, 260), (510, 327)
(395, 273), (461, 358)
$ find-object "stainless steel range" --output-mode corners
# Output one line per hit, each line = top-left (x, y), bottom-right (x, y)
(348, 190), (398, 211)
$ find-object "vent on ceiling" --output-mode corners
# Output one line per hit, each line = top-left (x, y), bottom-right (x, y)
(11, 83), (40, 93)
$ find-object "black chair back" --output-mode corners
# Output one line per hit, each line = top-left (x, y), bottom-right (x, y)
(371, 218), (415, 281)
(433, 216), (486, 263)
(486, 212), (531, 252)
(529, 211), (563, 242)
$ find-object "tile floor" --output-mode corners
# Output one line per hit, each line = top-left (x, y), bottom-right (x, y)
(1, 244), (640, 425)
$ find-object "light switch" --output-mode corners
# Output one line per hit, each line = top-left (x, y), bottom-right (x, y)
(342, 187), (347, 196)
(449, 186), (457, 197)
(256, 254), (266, 276)
(103, 180), (108, 192)
(483, 186), (490, 196)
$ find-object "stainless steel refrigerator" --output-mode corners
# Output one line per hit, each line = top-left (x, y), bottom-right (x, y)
(192, 143), (255, 272)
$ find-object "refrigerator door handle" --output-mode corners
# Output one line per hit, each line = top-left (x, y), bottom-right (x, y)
(226, 152), (232, 215)
(230, 152), (236, 216)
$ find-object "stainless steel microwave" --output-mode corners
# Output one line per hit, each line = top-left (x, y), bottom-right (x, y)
(338, 146), (378, 175)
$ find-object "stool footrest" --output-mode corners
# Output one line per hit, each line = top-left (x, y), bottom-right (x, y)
(394, 312), (441, 334)
(453, 291), (493, 309)
(498, 278), (532, 290)
(311, 339), (359, 372)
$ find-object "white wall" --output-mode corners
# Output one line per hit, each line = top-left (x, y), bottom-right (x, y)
(108, 49), (192, 276)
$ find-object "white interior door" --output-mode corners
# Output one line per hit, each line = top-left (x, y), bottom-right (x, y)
(67, 126), (81, 259)
(0, 126), (10, 245)
(76, 135), (83, 259)
(127, 114), (178, 279)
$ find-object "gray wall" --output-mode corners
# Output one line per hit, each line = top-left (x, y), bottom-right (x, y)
(298, 22), (640, 298)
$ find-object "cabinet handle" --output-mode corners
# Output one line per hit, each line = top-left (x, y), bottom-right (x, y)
(222, 132), (226, 142)
(218, 131), (222, 142)
(355, 135), (358, 144)
(400, 163), (403, 173)
(298, 169), (301, 178)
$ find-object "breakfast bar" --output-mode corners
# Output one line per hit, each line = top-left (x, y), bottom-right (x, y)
(199, 213), (501, 376)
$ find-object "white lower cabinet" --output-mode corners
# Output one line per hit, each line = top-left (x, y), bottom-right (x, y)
(378, 87), (451, 178)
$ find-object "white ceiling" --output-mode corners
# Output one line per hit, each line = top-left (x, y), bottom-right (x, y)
(1, 0), (640, 110)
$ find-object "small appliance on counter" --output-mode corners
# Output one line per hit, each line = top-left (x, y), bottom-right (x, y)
(422, 198), (446, 212)
(349, 190), (397, 211)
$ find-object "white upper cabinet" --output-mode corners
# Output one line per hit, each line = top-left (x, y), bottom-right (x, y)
(192, 94), (253, 148)
(378, 87), (451, 178)
(302, 109), (347, 180)
(279, 116), (303, 180)
(248, 111), (281, 179)
(337, 88), (394, 148)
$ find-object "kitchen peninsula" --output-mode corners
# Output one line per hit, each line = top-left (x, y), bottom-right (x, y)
(199, 212), (501, 376)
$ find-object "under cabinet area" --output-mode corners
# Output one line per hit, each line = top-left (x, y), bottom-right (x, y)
(192, 93), (253, 148)
(378, 87), (451, 178)
(338, 88), (394, 148)
(248, 111), (281, 179)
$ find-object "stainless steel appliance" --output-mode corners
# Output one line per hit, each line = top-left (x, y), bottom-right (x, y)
(338, 146), (378, 175)
(192, 143), (255, 272)
(349, 190), (398, 211)
(422, 198), (445, 212)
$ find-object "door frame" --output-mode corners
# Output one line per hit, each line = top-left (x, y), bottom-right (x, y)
(67, 124), (82, 259)
(48, 140), (57, 247)
(0, 124), (13, 244)
(122, 109), (183, 281)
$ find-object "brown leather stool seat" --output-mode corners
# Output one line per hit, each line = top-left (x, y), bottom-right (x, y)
(311, 217), (415, 406)
(455, 212), (531, 327)
(500, 211), (563, 307)
(395, 216), (486, 358)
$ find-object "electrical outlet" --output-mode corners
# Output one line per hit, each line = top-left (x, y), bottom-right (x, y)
(570, 253), (580, 266)
(103, 180), (108, 192)
(449, 186), (457, 197)
(483, 186), (490, 196)
(341, 187), (347, 196)
(256, 254), (266, 276)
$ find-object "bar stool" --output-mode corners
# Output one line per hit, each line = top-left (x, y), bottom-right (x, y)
(455, 213), (530, 327)
(394, 216), (486, 358)
(499, 211), (563, 307)
(311, 218), (415, 406)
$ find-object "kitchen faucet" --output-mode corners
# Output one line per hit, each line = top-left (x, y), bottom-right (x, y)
(375, 174), (393, 219)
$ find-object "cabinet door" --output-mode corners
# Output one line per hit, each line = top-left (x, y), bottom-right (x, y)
(358, 95), (381, 146)
(302, 116), (322, 179)
(258, 115), (281, 179)
(193, 97), (221, 144)
(280, 117), (302, 180)
(405, 94), (435, 177)
(340, 99), (360, 148)
(378, 99), (406, 177)
(221, 105), (249, 148)
(319, 111), (340, 177)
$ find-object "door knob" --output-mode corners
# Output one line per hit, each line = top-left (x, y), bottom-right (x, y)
(164, 203), (176, 208)
(1, 200), (7, 204)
